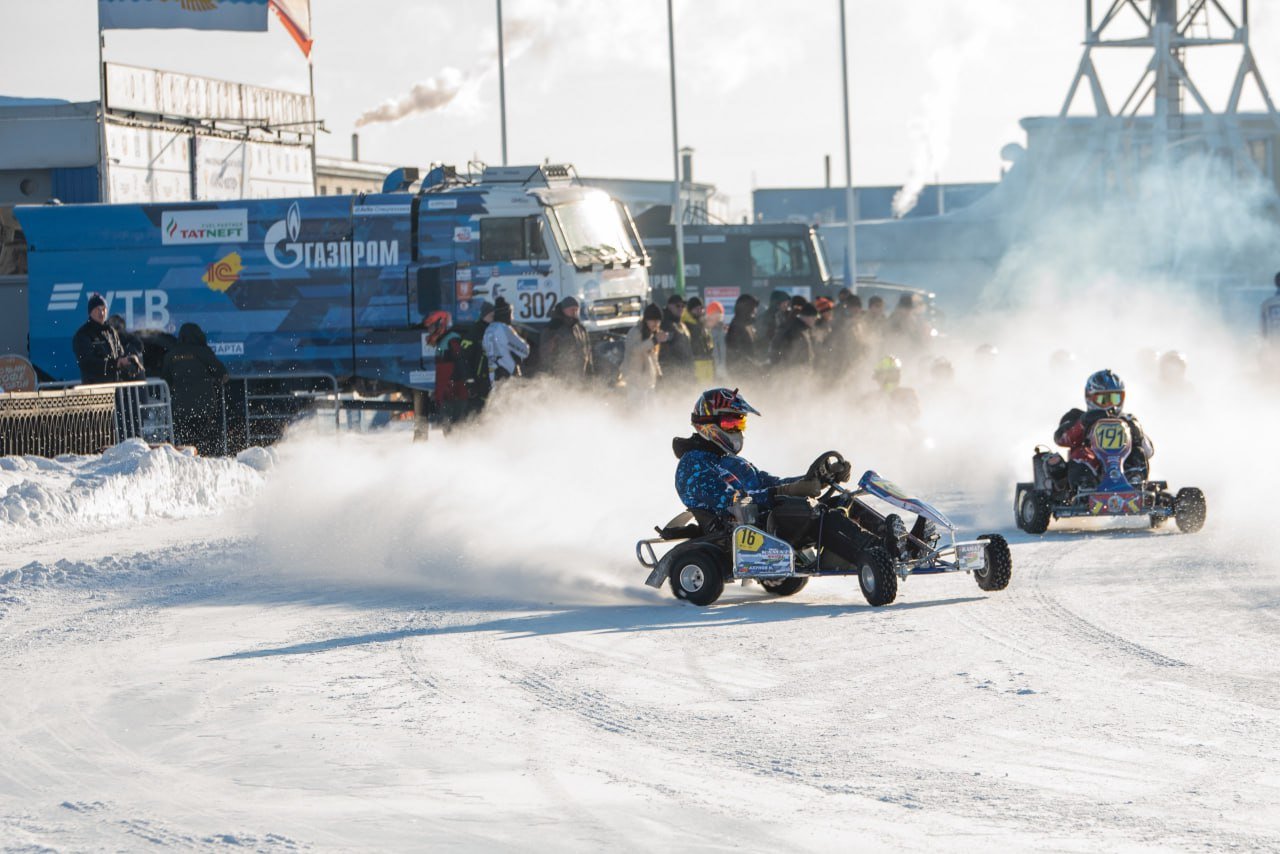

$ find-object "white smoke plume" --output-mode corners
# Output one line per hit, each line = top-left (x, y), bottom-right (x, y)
(355, 67), (467, 128)
(352, 3), (562, 129)
(892, 2), (1011, 218)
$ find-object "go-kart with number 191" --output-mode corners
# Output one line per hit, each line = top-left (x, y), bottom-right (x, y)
(637, 452), (1013, 607)
(1015, 415), (1206, 534)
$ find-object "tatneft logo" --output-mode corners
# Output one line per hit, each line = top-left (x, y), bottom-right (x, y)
(161, 209), (249, 245)
(264, 202), (399, 270)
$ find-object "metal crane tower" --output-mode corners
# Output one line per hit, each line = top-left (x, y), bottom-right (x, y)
(1056, 0), (1280, 172)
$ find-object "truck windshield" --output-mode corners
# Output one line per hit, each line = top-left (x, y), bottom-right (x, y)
(810, 229), (833, 285)
(550, 196), (639, 267)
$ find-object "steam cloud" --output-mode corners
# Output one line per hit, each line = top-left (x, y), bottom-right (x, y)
(353, 5), (557, 129)
(892, 4), (1009, 218)
(355, 68), (467, 128)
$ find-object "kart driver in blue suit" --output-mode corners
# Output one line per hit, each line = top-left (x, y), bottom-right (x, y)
(673, 388), (881, 567)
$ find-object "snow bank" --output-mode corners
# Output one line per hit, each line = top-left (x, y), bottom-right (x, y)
(0, 440), (266, 547)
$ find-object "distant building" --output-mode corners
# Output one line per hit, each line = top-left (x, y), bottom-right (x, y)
(315, 155), (396, 197)
(0, 65), (315, 207)
(752, 183), (996, 226)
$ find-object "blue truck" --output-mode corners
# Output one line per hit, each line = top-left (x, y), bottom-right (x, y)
(14, 163), (651, 391)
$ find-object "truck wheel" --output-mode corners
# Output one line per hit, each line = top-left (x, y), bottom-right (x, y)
(974, 534), (1012, 592)
(1017, 488), (1052, 535)
(759, 577), (808, 597)
(669, 548), (726, 606)
(857, 548), (898, 607)
(1174, 487), (1206, 534)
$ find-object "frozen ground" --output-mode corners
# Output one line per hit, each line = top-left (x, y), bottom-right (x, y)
(1, 431), (1278, 852)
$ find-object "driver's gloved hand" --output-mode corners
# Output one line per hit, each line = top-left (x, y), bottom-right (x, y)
(806, 451), (850, 484)
(773, 478), (823, 498)
(806, 455), (833, 482)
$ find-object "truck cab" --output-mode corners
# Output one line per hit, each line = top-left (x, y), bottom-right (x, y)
(636, 213), (833, 306)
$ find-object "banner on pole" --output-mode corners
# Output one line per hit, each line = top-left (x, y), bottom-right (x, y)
(270, 0), (313, 57)
(98, 0), (269, 32)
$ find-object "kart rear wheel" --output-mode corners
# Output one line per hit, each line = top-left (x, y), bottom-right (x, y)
(1174, 487), (1207, 534)
(1016, 488), (1052, 535)
(668, 547), (726, 606)
(857, 548), (897, 607)
(759, 577), (809, 597)
(975, 534), (1012, 592)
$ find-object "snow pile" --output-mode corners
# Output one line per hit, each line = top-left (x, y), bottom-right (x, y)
(0, 440), (265, 546)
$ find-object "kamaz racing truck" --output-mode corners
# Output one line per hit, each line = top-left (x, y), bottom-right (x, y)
(15, 163), (650, 391)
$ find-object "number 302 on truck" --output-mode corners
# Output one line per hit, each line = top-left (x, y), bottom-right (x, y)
(16, 163), (651, 392)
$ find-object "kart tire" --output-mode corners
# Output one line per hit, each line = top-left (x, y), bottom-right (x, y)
(1149, 513), (1168, 529)
(1174, 487), (1207, 534)
(857, 548), (898, 607)
(759, 576), (808, 597)
(668, 547), (726, 606)
(883, 513), (908, 560)
(1017, 488), (1052, 535)
(975, 534), (1013, 592)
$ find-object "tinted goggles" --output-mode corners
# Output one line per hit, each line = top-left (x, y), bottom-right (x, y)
(717, 413), (748, 432)
(1090, 391), (1124, 408)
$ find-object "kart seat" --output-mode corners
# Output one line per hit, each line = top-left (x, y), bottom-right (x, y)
(655, 508), (719, 540)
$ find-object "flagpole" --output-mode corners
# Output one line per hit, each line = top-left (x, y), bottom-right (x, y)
(666, 0), (685, 298)
(497, 0), (508, 166)
(308, 58), (317, 194)
(97, 13), (109, 202)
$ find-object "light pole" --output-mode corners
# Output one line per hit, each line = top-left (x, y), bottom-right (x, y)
(497, 0), (508, 165)
(667, 0), (686, 297)
(839, 0), (857, 289)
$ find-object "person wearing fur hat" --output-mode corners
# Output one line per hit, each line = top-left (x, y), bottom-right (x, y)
(72, 293), (128, 384)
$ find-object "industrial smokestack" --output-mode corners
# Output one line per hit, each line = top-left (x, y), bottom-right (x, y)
(680, 147), (693, 185)
(351, 133), (360, 162)
(825, 155), (831, 188)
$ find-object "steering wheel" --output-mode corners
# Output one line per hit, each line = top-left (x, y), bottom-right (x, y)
(808, 450), (851, 486)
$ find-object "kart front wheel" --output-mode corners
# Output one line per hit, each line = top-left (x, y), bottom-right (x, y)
(857, 548), (898, 607)
(1017, 488), (1052, 535)
(1174, 487), (1207, 534)
(759, 577), (808, 597)
(975, 534), (1012, 592)
(669, 548), (726, 606)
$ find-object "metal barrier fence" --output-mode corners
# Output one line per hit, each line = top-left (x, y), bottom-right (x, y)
(219, 373), (339, 455)
(3, 373), (349, 458)
(0, 381), (169, 456)
(116, 379), (176, 445)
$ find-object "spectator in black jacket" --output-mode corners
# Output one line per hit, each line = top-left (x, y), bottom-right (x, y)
(770, 302), (818, 372)
(756, 289), (792, 359)
(725, 293), (760, 376)
(539, 296), (593, 384)
(658, 294), (694, 385)
(162, 322), (229, 456)
(107, 314), (146, 381)
(72, 293), (129, 384)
